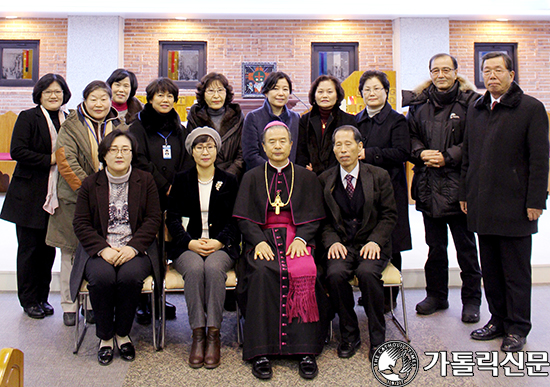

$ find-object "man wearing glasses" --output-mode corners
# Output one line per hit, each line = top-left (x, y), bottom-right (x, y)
(460, 52), (549, 352)
(402, 53), (482, 323)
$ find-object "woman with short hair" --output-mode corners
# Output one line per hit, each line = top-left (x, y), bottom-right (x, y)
(46, 80), (125, 326)
(166, 127), (240, 369)
(356, 70), (412, 309)
(187, 72), (244, 179)
(71, 130), (161, 366)
(242, 71), (299, 169)
(1, 73), (71, 319)
(296, 75), (356, 175)
(106, 68), (142, 124)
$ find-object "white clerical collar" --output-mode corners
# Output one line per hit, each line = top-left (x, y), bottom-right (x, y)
(340, 162), (359, 187)
(268, 160), (290, 173)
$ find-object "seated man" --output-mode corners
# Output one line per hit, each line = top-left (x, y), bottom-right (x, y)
(233, 121), (328, 380)
(319, 125), (397, 361)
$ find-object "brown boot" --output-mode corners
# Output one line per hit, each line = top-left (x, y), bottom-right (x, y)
(204, 327), (221, 369)
(189, 327), (206, 368)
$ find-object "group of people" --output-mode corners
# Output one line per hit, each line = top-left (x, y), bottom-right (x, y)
(0, 50), (547, 379)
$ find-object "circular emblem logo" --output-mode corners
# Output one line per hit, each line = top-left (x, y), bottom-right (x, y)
(371, 340), (419, 386)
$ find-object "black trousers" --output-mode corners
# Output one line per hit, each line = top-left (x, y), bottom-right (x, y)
(478, 235), (532, 337)
(422, 213), (482, 305)
(16, 225), (56, 308)
(326, 247), (388, 347)
(85, 254), (151, 340)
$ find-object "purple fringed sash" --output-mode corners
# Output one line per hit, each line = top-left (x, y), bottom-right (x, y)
(263, 212), (319, 323)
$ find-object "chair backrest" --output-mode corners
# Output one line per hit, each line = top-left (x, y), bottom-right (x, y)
(0, 348), (24, 387)
(0, 112), (17, 155)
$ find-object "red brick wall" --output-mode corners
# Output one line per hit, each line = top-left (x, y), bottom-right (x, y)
(450, 20), (550, 107)
(0, 19), (68, 114)
(124, 19), (394, 113)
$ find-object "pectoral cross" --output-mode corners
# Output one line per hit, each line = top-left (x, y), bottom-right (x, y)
(273, 192), (284, 215)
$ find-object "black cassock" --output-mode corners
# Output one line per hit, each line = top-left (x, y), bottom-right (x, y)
(234, 162), (329, 360)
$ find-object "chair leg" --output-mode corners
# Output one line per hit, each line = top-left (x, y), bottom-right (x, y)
(160, 281), (166, 349)
(236, 300), (243, 345)
(150, 285), (158, 351)
(388, 284), (410, 342)
(74, 293), (88, 354)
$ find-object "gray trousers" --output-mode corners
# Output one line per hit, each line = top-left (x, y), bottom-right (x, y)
(173, 250), (234, 329)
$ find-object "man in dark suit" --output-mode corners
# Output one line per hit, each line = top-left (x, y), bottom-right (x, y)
(319, 125), (397, 361)
(460, 52), (549, 352)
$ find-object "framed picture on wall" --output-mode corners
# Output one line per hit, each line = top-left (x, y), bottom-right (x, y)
(474, 42), (518, 89)
(159, 41), (207, 89)
(311, 42), (358, 82)
(241, 62), (277, 98)
(0, 40), (39, 87)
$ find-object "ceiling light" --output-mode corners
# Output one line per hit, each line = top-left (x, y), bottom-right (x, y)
(6, 16), (18, 19)
(175, 17), (187, 20)
(496, 18), (508, 22)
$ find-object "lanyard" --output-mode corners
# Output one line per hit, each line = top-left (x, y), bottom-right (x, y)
(80, 106), (105, 145)
(157, 131), (173, 145)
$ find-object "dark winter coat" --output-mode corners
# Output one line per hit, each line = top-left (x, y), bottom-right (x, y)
(129, 103), (193, 210)
(187, 103), (244, 179)
(1, 106), (63, 229)
(296, 106), (356, 175)
(242, 99), (300, 170)
(403, 76), (480, 218)
(355, 102), (412, 252)
(166, 167), (240, 261)
(460, 81), (549, 237)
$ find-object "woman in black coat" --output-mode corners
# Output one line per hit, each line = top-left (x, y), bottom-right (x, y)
(355, 70), (412, 308)
(0, 73), (71, 319)
(166, 127), (239, 369)
(187, 72), (244, 179)
(71, 130), (161, 365)
(296, 75), (356, 175)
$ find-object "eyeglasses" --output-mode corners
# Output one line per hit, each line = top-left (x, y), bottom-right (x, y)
(482, 68), (507, 76)
(362, 87), (385, 94)
(205, 88), (226, 96)
(108, 147), (132, 155)
(43, 90), (63, 97)
(430, 67), (455, 76)
(194, 144), (216, 153)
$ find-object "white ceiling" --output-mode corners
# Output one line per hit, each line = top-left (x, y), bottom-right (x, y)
(2, 0), (550, 20)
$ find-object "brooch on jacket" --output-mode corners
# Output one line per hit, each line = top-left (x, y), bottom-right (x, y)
(215, 181), (223, 191)
(449, 113), (460, 120)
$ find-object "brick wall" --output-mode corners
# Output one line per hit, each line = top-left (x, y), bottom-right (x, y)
(124, 19), (394, 113)
(0, 19), (68, 114)
(450, 20), (550, 107)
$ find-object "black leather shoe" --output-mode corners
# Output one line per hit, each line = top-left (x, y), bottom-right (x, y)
(98, 345), (114, 366)
(119, 341), (136, 361)
(337, 338), (361, 358)
(63, 312), (76, 326)
(470, 323), (505, 341)
(165, 302), (176, 320)
(136, 304), (151, 325)
(369, 346), (379, 362)
(298, 355), (318, 379)
(23, 304), (45, 319)
(462, 304), (480, 323)
(416, 297), (449, 315)
(41, 302), (54, 316)
(501, 334), (526, 352)
(252, 356), (272, 379)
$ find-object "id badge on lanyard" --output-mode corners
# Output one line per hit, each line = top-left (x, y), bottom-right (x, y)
(163, 144), (172, 159)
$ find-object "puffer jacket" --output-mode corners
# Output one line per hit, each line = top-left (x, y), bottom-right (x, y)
(187, 102), (244, 179)
(403, 76), (480, 218)
(46, 105), (125, 252)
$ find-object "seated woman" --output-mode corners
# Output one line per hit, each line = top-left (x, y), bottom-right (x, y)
(187, 72), (244, 179)
(70, 130), (161, 366)
(166, 127), (239, 369)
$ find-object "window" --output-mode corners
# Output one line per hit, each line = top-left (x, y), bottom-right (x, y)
(311, 43), (358, 82)
(159, 41), (207, 89)
(0, 40), (39, 87)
